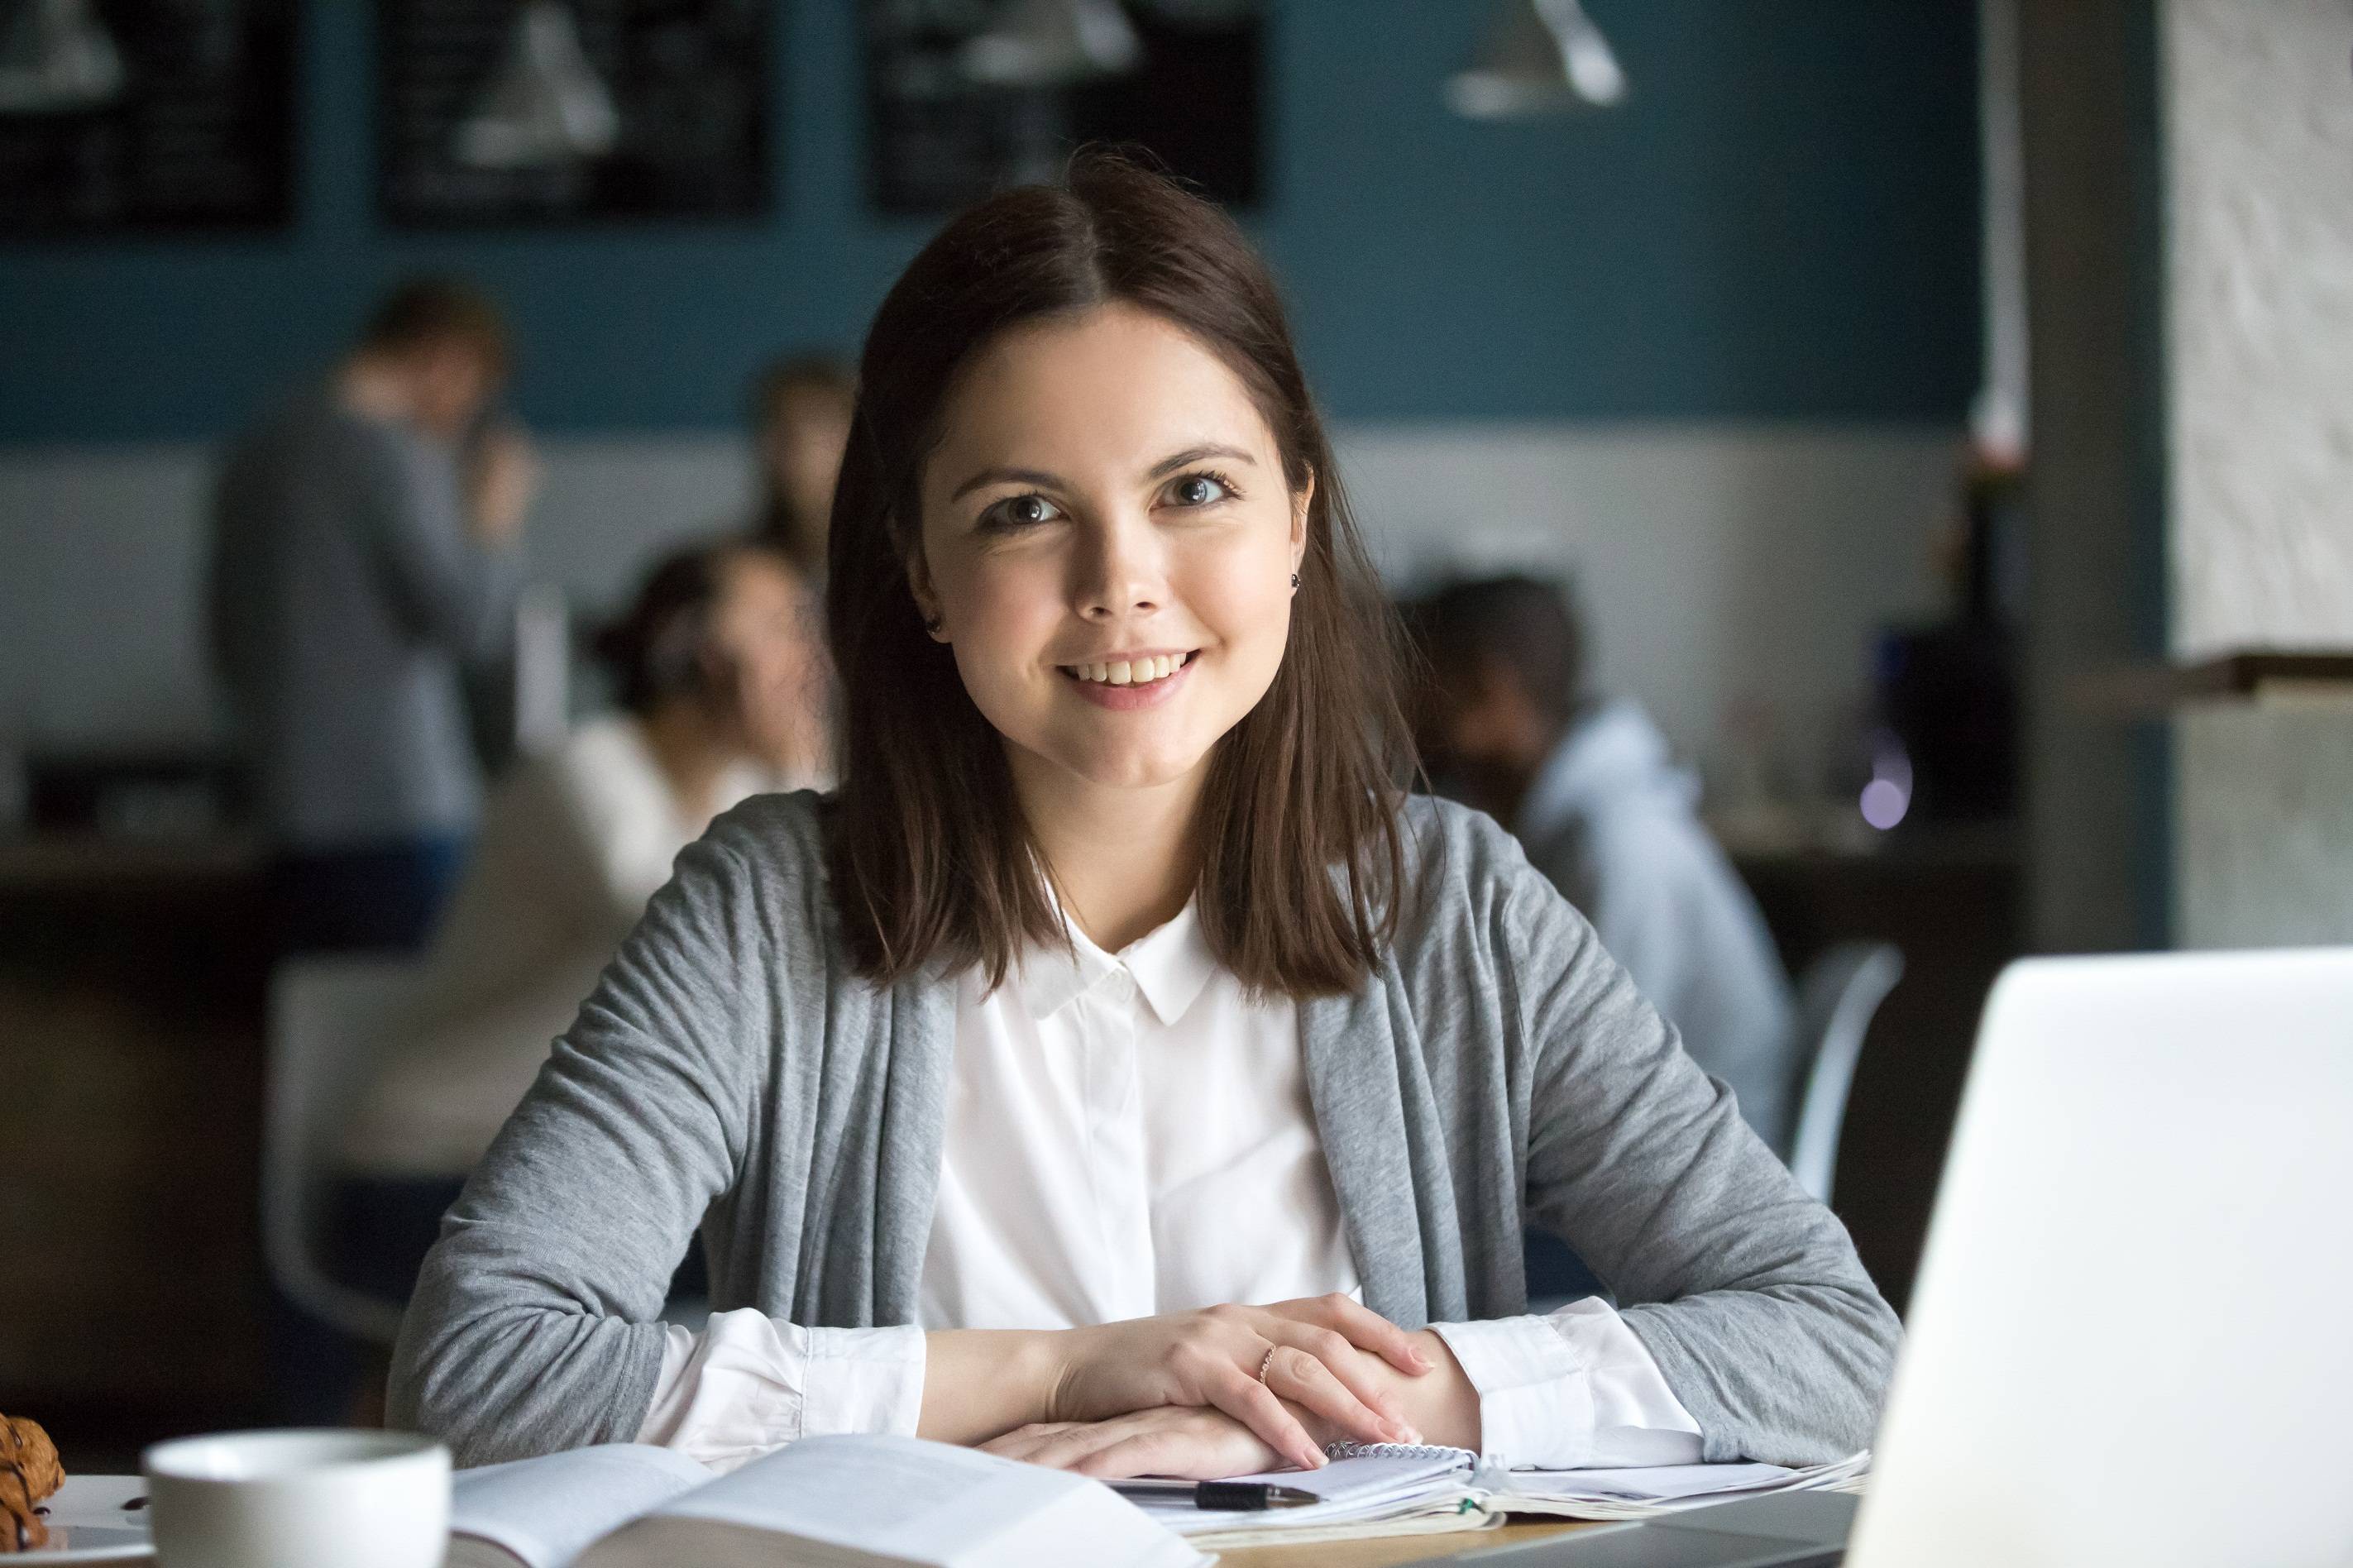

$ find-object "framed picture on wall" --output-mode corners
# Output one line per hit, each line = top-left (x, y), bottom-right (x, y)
(0, 0), (299, 237)
(864, 0), (1262, 215)
(378, 0), (769, 227)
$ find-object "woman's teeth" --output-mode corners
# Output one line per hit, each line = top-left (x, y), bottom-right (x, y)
(1067, 652), (1189, 686)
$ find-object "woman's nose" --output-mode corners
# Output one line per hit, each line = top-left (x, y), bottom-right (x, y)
(1074, 514), (1163, 620)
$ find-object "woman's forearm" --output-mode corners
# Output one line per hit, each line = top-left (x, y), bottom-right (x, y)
(916, 1329), (1064, 1445)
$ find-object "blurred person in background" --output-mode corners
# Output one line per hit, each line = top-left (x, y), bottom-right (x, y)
(208, 276), (538, 954)
(330, 537), (830, 1316)
(748, 351), (855, 576)
(1414, 575), (1800, 1156)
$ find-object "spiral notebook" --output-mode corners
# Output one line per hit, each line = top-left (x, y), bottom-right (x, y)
(1126, 1443), (1490, 1546)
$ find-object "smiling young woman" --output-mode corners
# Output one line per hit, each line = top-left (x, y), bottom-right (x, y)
(390, 154), (1899, 1485)
(825, 165), (1410, 996)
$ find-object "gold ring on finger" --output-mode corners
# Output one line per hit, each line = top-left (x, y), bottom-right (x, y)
(1257, 1346), (1278, 1385)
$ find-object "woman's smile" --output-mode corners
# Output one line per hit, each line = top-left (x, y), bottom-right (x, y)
(1057, 649), (1198, 710)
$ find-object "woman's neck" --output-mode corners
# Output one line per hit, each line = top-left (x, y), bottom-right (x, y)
(1009, 749), (1203, 953)
(635, 704), (733, 829)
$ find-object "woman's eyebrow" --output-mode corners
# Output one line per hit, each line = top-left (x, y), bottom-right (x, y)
(946, 444), (1257, 504)
(948, 465), (1064, 503)
(1146, 443), (1257, 479)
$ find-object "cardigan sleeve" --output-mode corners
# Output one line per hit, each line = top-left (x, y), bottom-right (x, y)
(1503, 852), (1902, 1465)
(387, 828), (773, 1465)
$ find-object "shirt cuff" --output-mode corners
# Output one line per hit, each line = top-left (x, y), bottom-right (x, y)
(1431, 1299), (1702, 1470)
(802, 1325), (928, 1439)
(1431, 1315), (1589, 1468)
(633, 1310), (925, 1473)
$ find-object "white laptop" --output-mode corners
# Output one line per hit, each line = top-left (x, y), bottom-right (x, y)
(1406, 946), (2353, 1568)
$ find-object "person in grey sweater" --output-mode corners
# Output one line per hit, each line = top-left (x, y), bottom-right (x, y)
(392, 155), (1896, 1480)
(1413, 576), (1801, 1156)
(209, 277), (537, 952)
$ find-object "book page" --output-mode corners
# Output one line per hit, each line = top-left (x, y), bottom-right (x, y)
(659, 1436), (1072, 1556)
(634, 1435), (1203, 1567)
(451, 1444), (714, 1568)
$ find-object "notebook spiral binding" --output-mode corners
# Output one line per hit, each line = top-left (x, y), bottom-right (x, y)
(1323, 1441), (1478, 1464)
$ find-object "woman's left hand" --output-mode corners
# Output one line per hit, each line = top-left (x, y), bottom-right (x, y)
(979, 1407), (1285, 1480)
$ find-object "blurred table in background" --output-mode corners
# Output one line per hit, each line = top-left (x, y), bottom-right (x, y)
(1727, 825), (2023, 1316)
(0, 833), (271, 1470)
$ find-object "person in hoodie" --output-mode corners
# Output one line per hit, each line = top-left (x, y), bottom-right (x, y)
(1413, 574), (1800, 1156)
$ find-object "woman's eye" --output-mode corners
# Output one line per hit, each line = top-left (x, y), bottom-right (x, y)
(985, 494), (1062, 529)
(1165, 472), (1233, 508)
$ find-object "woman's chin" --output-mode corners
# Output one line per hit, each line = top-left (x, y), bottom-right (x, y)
(1051, 744), (1213, 794)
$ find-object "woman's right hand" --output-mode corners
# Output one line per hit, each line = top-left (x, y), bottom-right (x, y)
(1044, 1295), (1432, 1471)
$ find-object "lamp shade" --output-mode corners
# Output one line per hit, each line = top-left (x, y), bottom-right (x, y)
(454, 0), (621, 170)
(0, 0), (126, 116)
(1447, 0), (1627, 119)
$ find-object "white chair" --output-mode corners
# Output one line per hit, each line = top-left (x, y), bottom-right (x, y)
(1786, 942), (1905, 1205)
(265, 957), (425, 1346)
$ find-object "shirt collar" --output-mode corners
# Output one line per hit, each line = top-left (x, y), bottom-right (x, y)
(1010, 893), (1222, 1028)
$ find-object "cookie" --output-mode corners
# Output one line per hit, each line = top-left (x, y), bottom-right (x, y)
(0, 1416), (60, 1554)
(0, 1420), (59, 1506)
(0, 1461), (47, 1553)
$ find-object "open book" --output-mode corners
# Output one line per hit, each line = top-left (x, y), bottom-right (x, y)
(443, 1436), (1207, 1568)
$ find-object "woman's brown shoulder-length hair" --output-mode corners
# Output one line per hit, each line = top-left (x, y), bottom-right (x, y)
(825, 150), (1417, 997)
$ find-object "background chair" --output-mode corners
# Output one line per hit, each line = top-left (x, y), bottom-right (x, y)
(264, 956), (424, 1347)
(1786, 941), (1906, 1205)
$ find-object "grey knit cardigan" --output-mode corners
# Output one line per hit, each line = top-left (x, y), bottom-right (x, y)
(390, 791), (1899, 1467)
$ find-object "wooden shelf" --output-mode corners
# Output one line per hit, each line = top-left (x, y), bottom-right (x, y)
(2071, 650), (2353, 714)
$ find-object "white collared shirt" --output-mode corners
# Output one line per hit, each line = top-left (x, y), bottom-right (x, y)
(636, 902), (1702, 1472)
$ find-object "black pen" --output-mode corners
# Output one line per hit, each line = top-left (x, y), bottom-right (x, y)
(1111, 1477), (1321, 1510)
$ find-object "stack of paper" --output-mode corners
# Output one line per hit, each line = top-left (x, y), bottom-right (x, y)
(1495, 1451), (1872, 1522)
(1128, 1445), (1872, 1550)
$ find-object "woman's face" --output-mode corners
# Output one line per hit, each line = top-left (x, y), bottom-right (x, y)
(914, 303), (1309, 798)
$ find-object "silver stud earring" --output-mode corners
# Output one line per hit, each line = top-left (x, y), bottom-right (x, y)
(1289, 571), (1300, 589)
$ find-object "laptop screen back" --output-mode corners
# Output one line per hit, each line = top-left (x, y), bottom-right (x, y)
(1850, 948), (2353, 1567)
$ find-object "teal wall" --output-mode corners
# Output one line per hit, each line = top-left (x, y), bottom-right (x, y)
(0, 1), (1981, 441)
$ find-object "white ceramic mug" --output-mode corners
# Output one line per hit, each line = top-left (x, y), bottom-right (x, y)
(141, 1429), (449, 1568)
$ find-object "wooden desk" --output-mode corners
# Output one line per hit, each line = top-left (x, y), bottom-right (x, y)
(1217, 1518), (1601, 1566)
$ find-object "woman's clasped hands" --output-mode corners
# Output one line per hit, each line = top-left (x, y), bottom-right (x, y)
(935, 1293), (1436, 1480)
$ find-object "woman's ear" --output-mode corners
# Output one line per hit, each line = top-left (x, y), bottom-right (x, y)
(905, 545), (949, 640)
(1289, 468), (1316, 575)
